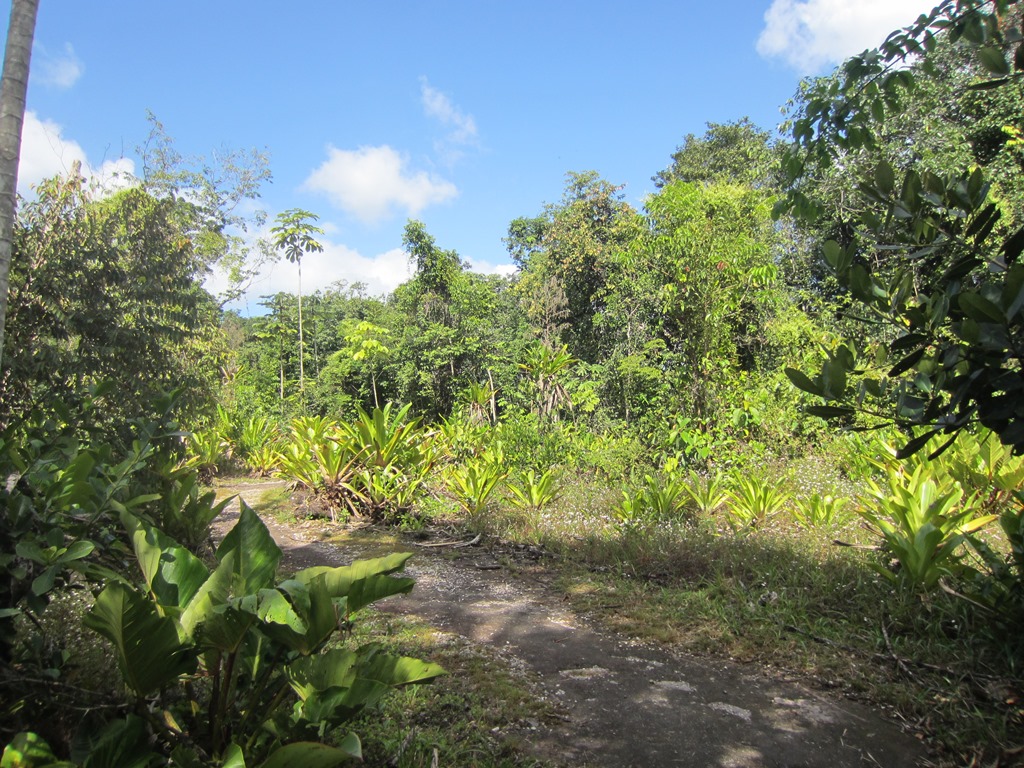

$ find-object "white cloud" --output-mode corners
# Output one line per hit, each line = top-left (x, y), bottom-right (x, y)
(303, 144), (458, 224)
(18, 111), (135, 195)
(756, 0), (937, 73)
(420, 78), (480, 166)
(34, 42), (83, 89)
(212, 239), (413, 306)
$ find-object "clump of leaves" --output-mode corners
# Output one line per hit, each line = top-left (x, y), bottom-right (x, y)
(3, 505), (444, 767)
(860, 462), (995, 590)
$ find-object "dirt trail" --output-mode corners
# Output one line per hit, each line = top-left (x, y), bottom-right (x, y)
(214, 482), (927, 768)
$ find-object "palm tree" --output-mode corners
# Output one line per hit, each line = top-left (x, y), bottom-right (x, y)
(270, 209), (323, 405)
(0, 0), (40, 366)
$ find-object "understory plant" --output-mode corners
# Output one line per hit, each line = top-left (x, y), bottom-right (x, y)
(445, 445), (507, 519)
(860, 462), (995, 590)
(506, 468), (560, 510)
(725, 475), (790, 533)
(3, 504), (444, 767)
(614, 473), (690, 530)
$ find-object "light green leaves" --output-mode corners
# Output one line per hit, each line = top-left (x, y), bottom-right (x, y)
(83, 581), (197, 696)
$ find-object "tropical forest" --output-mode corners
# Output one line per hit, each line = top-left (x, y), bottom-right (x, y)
(3, 2), (1024, 767)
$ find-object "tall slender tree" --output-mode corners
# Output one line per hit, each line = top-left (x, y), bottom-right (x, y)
(0, 0), (39, 367)
(270, 208), (323, 404)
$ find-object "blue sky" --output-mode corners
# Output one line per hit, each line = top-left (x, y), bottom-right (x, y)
(11, 0), (935, 311)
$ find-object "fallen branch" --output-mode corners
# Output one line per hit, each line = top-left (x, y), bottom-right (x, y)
(416, 533), (483, 549)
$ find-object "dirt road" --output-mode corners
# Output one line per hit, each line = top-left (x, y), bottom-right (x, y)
(215, 482), (927, 768)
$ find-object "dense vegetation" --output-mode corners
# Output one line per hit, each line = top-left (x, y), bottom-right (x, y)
(4, 1), (1024, 765)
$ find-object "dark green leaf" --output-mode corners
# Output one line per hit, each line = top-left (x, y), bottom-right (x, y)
(784, 367), (822, 396)
(896, 432), (936, 459)
(805, 405), (855, 419)
(978, 46), (1011, 76)
(888, 347), (926, 377)
(959, 292), (1006, 323)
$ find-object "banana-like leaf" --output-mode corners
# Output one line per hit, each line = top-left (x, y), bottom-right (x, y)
(259, 738), (360, 768)
(258, 576), (339, 655)
(180, 549), (236, 638)
(220, 744), (246, 768)
(196, 601), (255, 654)
(83, 582), (196, 696)
(293, 553), (414, 614)
(74, 716), (155, 768)
(285, 648), (360, 700)
(217, 503), (282, 595)
(121, 511), (208, 611)
(355, 644), (445, 687)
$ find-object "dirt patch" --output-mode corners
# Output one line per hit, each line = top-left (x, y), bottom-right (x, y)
(213, 482), (927, 767)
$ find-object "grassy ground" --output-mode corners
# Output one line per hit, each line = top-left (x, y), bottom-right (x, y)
(471, 477), (1024, 766)
(238, 469), (1024, 766)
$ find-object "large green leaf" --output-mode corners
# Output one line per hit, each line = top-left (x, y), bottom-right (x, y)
(217, 502), (282, 595)
(180, 549), (236, 638)
(259, 739), (360, 768)
(292, 553), (415, 614)
(83, 582), (196, 696)
(78, 716), (156, 768)
(122, 512), (208, 611)
(258, 576), (339, 655)
(286, 648), (360, 700)
(355, 646), (445, 687)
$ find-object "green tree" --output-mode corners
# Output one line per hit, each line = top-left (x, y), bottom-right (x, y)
(654, 118), (784, 189)
(139, 113), (273, 304)
(780, 0), (1024, 454)
(271, 209), (324, 406)
(511, 172), (637, 362)
(1, 173), (223, 434)
(343, 320), (392, 408)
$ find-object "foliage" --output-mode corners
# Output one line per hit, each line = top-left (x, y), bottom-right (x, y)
(860, 461), (995, 589)
(680, 471), (728, 516)
(154, 463), (233, 552)
(780, 0), (1024, 454)
(791, 493), (849, 529)
(505, 469), (560, 511)
(5, 505), (443, 767)
(518, 342), (577, 422)
(346, 404), (434, 522)
(653, 117), (784, 189)
(1, 174), (223, 438)
(235, 415), (284, 476)
(614, 473), (690, 530)
(445, 448), (508, 519)
(271, 209), (325, 404)
(725, 475), (790, 533)
(185, 427), (230, 482)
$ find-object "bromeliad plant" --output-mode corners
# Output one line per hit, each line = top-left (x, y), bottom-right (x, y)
(5, 504), (444, 767)
(346, 404), (434, 521)
(506, 469), (560, 511)
(614, 473), (691, 531)
(276, 417), (365, 520)
(860, 462), (996, 590)
(445, 444), (508, 519)
(725, 475), (790, 533)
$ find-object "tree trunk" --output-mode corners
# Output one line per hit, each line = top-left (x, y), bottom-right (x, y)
(297, 258), (304, 406)
(0, 0), (40, 368)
